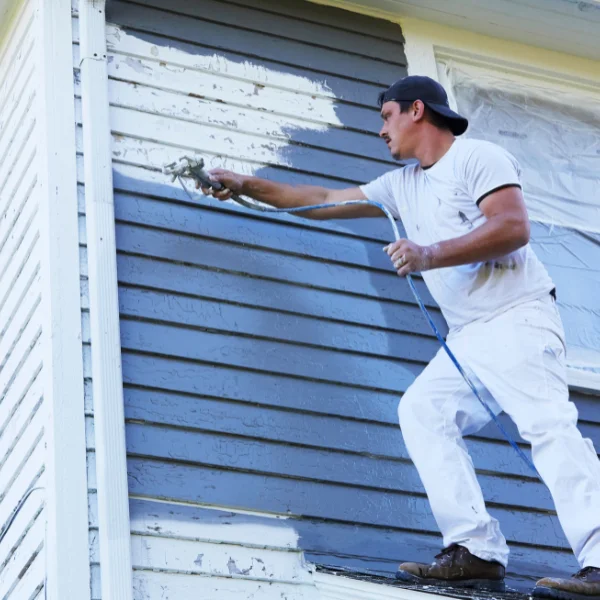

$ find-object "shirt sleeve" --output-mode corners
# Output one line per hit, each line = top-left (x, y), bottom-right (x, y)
(359, 170), (401, 219)
(464, 142), (522, 207)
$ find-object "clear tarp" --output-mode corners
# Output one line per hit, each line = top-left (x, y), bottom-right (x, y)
(440, 61), (600, 377)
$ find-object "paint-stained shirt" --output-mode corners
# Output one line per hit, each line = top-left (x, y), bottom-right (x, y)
(360, 138), (554, 332)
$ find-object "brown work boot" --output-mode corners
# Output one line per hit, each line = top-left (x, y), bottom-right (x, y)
(396, 544), (505, 591)
(533, 567), (600, 600)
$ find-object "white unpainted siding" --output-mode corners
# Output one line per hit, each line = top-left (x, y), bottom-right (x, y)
(118, 499), (319, 600)
(0, 0), (46, 598)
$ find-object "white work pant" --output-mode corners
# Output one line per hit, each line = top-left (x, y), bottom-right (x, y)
(399, 295), (600, 568)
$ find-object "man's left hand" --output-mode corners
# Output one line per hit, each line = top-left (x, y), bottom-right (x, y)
(384, 239), (436, 276)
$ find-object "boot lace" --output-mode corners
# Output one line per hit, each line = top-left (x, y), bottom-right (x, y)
(434, 544), (460, 561)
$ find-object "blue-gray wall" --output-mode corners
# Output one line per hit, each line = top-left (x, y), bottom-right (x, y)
(103, 0), (600, 592)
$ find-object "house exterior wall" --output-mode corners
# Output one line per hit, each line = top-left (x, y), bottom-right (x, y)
(0, 0), (46, 597)
(66, 0), (600, 598)
(1, 0), (90, 598)
(97, 0), (446, 597)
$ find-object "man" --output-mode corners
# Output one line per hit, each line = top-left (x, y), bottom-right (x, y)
(200, 75), (600, 599)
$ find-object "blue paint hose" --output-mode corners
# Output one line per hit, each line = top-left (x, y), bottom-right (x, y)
(165, 157), (539, 477)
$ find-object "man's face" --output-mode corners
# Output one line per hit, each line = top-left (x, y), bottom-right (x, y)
(379, 100), (416, 161)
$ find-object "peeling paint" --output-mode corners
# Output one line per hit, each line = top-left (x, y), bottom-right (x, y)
(124, 56), (152, 75)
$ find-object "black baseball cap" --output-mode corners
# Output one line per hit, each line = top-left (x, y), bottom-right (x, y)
(377, 75), (468, 136)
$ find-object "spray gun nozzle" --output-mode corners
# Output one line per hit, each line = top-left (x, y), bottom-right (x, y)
(163, 156), (208, 184)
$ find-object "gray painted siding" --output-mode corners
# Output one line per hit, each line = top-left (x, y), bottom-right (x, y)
(0, 1), (46, 598)
(100, 0), (599, 595)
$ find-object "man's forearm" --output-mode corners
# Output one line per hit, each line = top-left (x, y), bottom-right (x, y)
(429, 214), (530, 269)
(241, 176), (328, 210)
(204, 168), (376, 219)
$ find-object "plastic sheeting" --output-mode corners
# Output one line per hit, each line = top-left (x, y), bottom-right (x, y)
(443, 62), (600, 233)
(441, 62), (600, 378)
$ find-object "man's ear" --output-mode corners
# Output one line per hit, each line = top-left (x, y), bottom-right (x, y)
(412, 100), (426, 123)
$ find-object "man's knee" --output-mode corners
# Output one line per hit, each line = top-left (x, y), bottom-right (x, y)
(398, 385), (431, 432)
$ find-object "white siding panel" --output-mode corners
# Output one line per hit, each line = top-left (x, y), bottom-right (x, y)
(129, 500), (300, 551)
(0, 482), (43, 570)
(0, 286), (40, 371)
(0, 11), (34, 112)
(0, 177), (38, 284)
(0, 241), (40, 373)
(130, 535), (312, 583)
(0, 373), (42, 475)
(0, 255), (40, 342)
(0, 436), (44, 530)
(0, 407), (44, 503)
(73, 103), (344, 178)
(1, 544), (45, 600)
(132, 570), (314, 600)
(0, 339), (42, 437)
(0, 208), (38, 315)
(0, 307), (42, 406)
(0, 511), (44, 598)
(0, 117), (37, 237)
(10, 550), (46, 600)
(0, 85), (36, 187)
(0, 1), (45, 597)
(126, 499), (319, 599)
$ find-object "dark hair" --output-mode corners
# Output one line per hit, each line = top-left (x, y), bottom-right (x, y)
(397, 100), (451, 132)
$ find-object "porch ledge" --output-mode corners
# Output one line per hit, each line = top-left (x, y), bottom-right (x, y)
(314, 567), (528, 600)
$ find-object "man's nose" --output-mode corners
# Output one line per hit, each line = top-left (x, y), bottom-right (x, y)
(379, 126), (387, 138)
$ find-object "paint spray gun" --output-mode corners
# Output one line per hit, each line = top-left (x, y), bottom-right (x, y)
(163, 156), (261, 211)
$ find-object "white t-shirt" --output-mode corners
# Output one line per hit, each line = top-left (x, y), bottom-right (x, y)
(360, 138), (554, 332)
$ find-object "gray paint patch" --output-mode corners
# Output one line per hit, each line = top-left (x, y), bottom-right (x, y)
(227, 557), (252, 576)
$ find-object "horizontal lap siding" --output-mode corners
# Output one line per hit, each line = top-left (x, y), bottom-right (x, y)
(98, 0), (596, 594)
(100, 1), (413, 596)
(0, 2), (45, 599)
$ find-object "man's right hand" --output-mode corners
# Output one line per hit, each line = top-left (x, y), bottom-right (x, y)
(197, 168), (247, 201)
